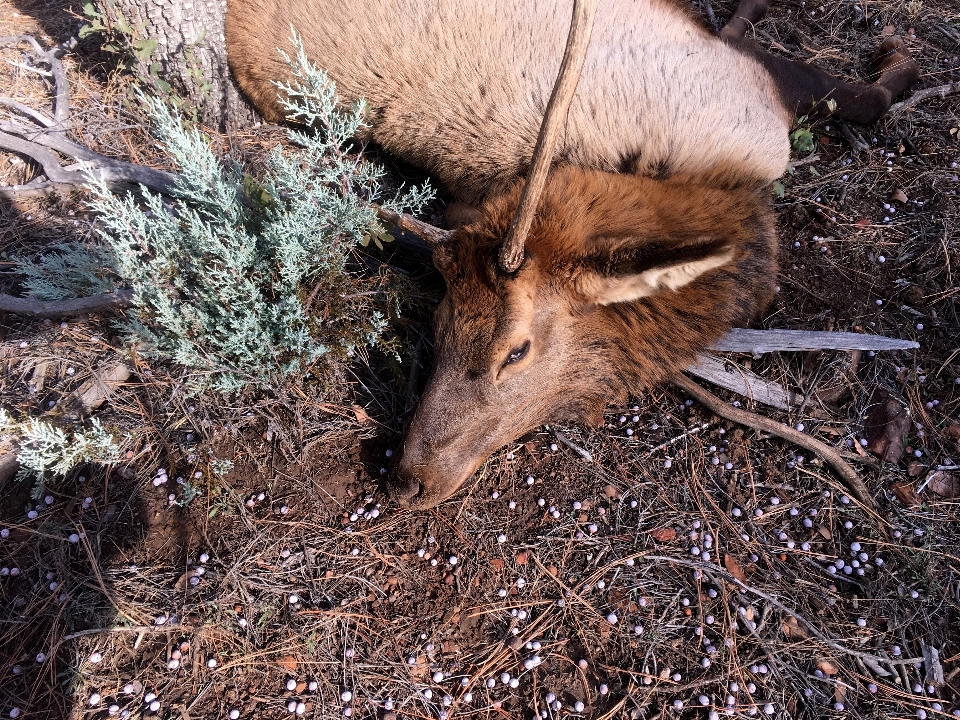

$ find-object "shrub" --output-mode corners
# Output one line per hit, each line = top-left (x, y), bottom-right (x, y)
(19, 36), (432, 394)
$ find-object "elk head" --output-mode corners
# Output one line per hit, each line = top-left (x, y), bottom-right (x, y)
(390, 166), (779, 508)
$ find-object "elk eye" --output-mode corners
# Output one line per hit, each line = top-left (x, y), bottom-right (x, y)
(503, 340), (530, 367)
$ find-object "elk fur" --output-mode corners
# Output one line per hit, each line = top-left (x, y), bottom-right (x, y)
(226, 0), (918, 507)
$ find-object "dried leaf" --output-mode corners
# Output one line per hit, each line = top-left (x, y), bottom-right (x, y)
(649, 527), (676, 543)
(864, 388), (911, 463)
(515, 550), (530, 565)
(351, 405), (374, 425)
(945, 422), (960, 441)
(781, 616), (809, 640)
(907, 461), (927, 477)
(891, 481), (921, 507)
(724, 553), (747, 582)
(853, 218), (871, 227)
(489, 558), (504, 571)
(818, 659), (840, 675)
(881, 24), (896, 36)
(890, 189), (908, 203)
(817, 525), (833, 540)
(926, 470), (960, 499)
(278, 655), (298, 672)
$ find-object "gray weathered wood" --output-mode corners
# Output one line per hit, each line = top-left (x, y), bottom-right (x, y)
(712, 328), (919, 355)
(687, 354), (799, 410)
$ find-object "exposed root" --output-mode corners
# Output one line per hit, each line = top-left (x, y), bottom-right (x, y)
(671, 373), (874, 509)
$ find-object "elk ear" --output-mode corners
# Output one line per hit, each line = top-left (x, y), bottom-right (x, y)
(575, 238), (735, 306)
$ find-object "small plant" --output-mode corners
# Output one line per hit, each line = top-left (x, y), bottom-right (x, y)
(19, 35), (432, 395)
(0, 409), (120, 498)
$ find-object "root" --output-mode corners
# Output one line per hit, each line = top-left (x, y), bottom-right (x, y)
(671, 373), (874, 509)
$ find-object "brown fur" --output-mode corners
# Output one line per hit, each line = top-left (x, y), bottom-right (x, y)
(225, 0), (918, 507)
(393, 166), (777, 507)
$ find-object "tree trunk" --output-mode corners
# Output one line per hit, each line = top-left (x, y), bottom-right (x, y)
(110, 0), (257, 131)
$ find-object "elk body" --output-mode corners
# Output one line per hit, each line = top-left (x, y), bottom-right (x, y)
(226, 0), (919, 508)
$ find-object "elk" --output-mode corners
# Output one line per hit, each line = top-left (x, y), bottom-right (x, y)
(226, 0), (919, 508)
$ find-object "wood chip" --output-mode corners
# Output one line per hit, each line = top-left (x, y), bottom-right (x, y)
(649, 527), (676, 543)
(926, 470), (960, 498)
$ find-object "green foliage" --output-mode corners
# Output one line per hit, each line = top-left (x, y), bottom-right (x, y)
(20, 38), (432, 395)
(789, 115), (815, 154)
(0, 409), (119, 498)
(790, 127), (815, 154)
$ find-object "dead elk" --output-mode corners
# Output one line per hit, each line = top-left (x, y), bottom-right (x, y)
(226, 0), (919, 508)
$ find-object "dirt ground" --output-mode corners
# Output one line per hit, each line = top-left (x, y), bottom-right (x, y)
(1, 0), (959, 719)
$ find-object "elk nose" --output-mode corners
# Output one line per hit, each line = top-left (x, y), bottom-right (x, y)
(388, 467), (422, 506)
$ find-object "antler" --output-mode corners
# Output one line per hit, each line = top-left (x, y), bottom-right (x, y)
(498, 0), (597, 274)
(376, 206), (453, 248)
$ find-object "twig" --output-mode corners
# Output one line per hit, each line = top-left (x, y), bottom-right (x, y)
(642, 554), (923, 668)
(0, 289), (134, 318)
(702, 0), (718, 32)
(711, 328), (918, 354)
(0, 97), (55, 127)
(671, 373), (873, 508)
(552, 428), (593, 461)
(888, 82), (959, 114)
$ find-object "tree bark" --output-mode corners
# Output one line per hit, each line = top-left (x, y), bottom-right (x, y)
(113, 0), (257, 131)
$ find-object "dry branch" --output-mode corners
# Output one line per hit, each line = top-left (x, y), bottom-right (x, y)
(498, 0), (597, 273)
(0, 289), (133, 318)
(0, 123), (176, 197)
(671, 373), (873, 507)
(688, 354), (799, 410)
(376, 205), (451, 250)
(711, 328), (918, 354)
(888, 81), (959, 114)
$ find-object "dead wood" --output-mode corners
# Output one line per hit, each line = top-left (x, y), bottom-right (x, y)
(498, 0), (597, 273)
(711, 328), (918, 354)
(0, 363), (132, 485)
(0, 289), (134, 318)
(888, 81), (959, 114)
(688, 354), (799, 410)
(671, 373), (874, 508)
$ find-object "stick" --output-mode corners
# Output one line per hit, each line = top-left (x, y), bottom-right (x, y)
(375, 206), (452, 248)
(498, 0), (597, 273)
(0, 97), (55, 127)
(1, 122), (176, 194)
(0, 289), (133, 318)
(888, 81), (959, 114)
(688, 354), (799, 410)
(671, 373), (873, 508)
(711, 328), (918, 354)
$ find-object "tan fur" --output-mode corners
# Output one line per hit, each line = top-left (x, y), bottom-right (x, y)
(226, 0), (791, 203)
